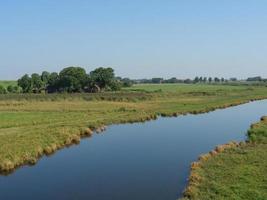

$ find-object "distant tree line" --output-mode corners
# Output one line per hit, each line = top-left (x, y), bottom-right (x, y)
(133, 77), (232, 84)
(131, 76), (267, 85)
(0, 85), (20, 94)
(1, 71), (267, 95)
(14, 67), (132, 94)
(246, 76), (267, 82)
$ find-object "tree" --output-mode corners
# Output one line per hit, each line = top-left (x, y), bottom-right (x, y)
(0, 85), (7, 94)
(194, 76), (199, 83)
(41, 71), (50, 82)
(31, 73), (43, 93)
(184, 79), (192, 84)
(41, 71), (50, 90)
(16, 66), (122, 93)
(7, 85), (15, 93)
(59, 67), (87, 92)
(89, 67), (116, 91)
(121, 78), (133, 87)
(230, 78), (237, 82)
(203, 77), (207, 83)
(109, 79), (122, 91)
(208, 77), (213, 83)
(247, 76), (262, 82)
(166, 77), (178, 83)
(7, 85), (20, 93)
(151, 78), (163, 84)
(214, 77), (220, 82)
(7, 85), (14, 93)
(18, 74), (32, 93)
(47, 72), (59, 93)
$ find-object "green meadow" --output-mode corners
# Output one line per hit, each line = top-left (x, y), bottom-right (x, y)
(181, 116), (267, 200)
(1, 83), (267, 186)
(0, 80), (17, 88)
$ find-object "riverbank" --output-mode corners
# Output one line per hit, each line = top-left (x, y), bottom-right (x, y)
(180, 116), (267, 200)
(1, 84), (267, 173)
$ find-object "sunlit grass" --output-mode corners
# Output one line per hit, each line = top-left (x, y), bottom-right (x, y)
(181, 117), (267, 200)
(1, 84), (267, 172)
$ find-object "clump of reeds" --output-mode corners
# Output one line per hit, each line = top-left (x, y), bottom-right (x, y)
(44, 146), (53, 155)
(260, 116), (267, 121)
(250, 121), (261, 129)
(96, 128), (102, 133)
(44, 143), (58, 155)
(65, 137), (72, 146)
(71, 135), (80, 144)
(27, 157), (37, 165)
(0, 160), (15, 171)
(183, 185), (197, 199)
(83, 128), (93, 136)
(214, 141), (239, 153)
(160, 113), (167, 117)
(190, 162), (201, 170)
(198, 153), (211, 162)
(36, 146), (44, 156)
(209, 150), (218, 156)
(95, 125), (107, 133)
(189, 172), (202, 183)
(100, 126), (107, 132)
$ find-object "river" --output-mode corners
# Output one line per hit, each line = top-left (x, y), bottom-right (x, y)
(1, 100), (267, 200)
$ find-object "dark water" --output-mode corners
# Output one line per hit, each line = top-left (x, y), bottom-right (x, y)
(1, 100), (267, 200)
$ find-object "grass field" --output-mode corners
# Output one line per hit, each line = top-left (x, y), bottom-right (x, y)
(181, 117), (267, 200)
(1, 83), (267, 175)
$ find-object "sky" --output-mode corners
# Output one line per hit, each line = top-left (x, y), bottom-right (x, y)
(1, 0), (267, 80)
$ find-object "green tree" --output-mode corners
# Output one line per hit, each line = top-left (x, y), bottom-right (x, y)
(41, 71), (50, 90)
(31, 73), (43, 93)
(208, 77), (213, 83)
(89, 67), (116, 90)
(151, 78), (163, 84)
(121, 78), (133, 87)
(41, 71), (50, 83)
(0, 85), (7, 94)
(18, 74), (32, 93)
(47, 72), (59, 93)
(214, 77), (220, 82)
(194, 76), (199, 83)
(166, 77), (178, 83)
(109, 79), (122, 91)
(7, 85), (15, 93)
(59, 67), (87, 92)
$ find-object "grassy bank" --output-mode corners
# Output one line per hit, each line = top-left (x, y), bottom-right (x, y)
(181, 117), (267, 200)
(1, 84), (267, 173)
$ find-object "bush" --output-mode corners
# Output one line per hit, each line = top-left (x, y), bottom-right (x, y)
(0, 85), (7, 94)
(7, 85), (20, 93)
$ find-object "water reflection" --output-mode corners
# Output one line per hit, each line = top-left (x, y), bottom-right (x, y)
(1, 100), (267, 200)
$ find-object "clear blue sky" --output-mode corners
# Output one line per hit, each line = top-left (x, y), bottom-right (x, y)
(1, 0), (267, 80)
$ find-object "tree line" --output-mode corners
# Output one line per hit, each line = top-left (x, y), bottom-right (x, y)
(134, 77), (232, 84)
(15, 67), (132, 94)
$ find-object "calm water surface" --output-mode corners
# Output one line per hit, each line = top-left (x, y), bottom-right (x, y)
(1, 100), (267, 200)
